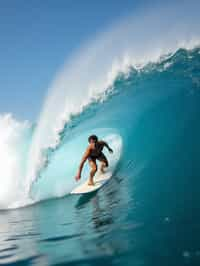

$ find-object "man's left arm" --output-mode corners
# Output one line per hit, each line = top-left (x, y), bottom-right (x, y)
(103, 141), (113, 153)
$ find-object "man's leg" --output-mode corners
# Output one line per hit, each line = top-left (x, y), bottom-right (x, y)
(98, 153), (109, 174)
(88, 159), (97, 185)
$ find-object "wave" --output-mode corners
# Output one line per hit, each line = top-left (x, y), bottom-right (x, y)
(1, 46), (200, 209)
(0, 0), (200, 209)
(25, 0), (200, 194)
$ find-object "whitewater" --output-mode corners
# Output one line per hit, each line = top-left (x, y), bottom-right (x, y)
(0, 0), (200, 209)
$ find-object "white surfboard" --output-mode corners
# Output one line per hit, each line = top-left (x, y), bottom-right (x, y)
(70, 134), (122, 195)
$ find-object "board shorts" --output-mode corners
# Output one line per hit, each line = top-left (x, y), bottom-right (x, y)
(88, 152), (109, 167)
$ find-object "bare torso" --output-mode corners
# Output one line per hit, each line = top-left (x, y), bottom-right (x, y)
(89, 141), (105, 159)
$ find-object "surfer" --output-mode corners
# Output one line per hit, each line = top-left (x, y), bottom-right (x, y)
(75, 135), (113, 185)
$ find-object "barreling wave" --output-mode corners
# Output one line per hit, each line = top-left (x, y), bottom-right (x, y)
(25, 0), (200, 198)
(0, 46), (199, 209)
(0, 0), (200, 209)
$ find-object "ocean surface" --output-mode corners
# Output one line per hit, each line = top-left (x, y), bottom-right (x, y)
(0, 47), (200, 265)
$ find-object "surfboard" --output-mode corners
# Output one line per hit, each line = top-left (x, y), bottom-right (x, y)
(70, 133), (122, 195)
(71, 170), (113, 194)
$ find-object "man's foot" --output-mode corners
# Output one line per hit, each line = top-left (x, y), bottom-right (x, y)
(100, 168), (105, 174)
(100, 161), (108, 174)
(88, 180), (95, 186)
(100, 165), (108, 174)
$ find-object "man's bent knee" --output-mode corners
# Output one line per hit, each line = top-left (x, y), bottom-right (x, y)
(103, 160), (109, 167)
(91, 165), (97, 174)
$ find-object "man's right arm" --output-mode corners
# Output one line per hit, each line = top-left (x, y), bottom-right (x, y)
(75, 147), (91, 180)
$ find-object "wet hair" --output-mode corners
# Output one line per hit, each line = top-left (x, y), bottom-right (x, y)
(88, 135), (98, 143)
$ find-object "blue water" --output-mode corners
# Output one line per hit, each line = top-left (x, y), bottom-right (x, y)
(0, 47), (200, 265)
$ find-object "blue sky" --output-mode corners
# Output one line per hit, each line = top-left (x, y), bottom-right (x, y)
(0, 0), (153, 121)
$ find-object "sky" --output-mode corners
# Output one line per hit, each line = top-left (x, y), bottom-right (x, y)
(0, 0), (155, 122)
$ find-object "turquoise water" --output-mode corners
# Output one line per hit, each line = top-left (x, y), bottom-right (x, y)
(0, 48), (200, 265)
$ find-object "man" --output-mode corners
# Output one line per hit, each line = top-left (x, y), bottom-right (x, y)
(75, 135), (113, 186)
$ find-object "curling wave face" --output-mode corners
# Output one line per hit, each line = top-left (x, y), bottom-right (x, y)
(0, 46), (200, 209)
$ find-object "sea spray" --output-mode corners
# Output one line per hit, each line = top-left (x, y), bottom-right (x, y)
(0, 114), (31, 208)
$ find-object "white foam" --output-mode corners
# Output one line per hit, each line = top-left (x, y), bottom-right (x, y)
(0, 114), (30, 208)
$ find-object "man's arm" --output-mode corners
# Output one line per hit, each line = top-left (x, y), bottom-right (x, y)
(75, 147), (91, 181)
(102, 141), (113, 153)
